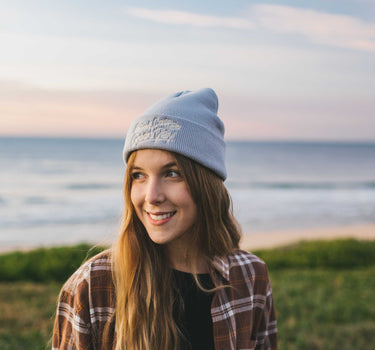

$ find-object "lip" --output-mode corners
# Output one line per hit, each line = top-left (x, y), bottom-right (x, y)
(146, 210), (176, 226)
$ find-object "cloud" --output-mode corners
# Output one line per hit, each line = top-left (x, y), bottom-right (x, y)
(125, 7), (253, 29)
(252, 4), (375, 52)
(0, 82), (160, 137)
(220, 94), (375, 140)
(125, 5), (375, 52)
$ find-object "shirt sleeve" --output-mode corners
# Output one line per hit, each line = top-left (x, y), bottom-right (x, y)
(254, 265), (278, 350)
(52, 264), (94, 350)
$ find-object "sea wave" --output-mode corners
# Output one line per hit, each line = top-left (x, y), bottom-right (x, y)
(0, 212), (119, 229)
(24, 196), (49, 205)
(65, 183), (120, 190)
(226, 180), (375, 190)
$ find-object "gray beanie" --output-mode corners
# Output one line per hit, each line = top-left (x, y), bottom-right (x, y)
(123, 88), (226, 180)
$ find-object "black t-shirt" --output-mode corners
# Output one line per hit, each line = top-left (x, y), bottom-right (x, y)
(173, 269), (215, 350)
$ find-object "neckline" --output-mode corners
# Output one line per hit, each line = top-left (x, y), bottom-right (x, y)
(173, 269), (211, 277)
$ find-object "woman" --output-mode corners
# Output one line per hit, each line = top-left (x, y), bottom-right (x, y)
(52, 88), (277, 349)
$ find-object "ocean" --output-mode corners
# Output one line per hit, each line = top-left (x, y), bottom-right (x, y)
(1, 137), (374, 249)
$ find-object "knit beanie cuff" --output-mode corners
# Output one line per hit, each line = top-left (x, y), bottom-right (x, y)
(123, 88), (227, 180)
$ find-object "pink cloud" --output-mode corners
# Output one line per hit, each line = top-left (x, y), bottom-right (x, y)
(252, 4), (375, 51)
(125, 7), (253, 29)
(0, 83), (159, 137)
(125, 5), (375, 52)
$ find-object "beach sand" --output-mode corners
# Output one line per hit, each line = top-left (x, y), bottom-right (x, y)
(240, 223), (375, 251)
(1, 223), (375, 254)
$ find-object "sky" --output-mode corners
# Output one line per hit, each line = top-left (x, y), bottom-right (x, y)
(0, 0), (374, 141)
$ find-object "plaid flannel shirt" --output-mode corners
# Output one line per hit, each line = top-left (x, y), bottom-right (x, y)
(52, 249), (277, 349)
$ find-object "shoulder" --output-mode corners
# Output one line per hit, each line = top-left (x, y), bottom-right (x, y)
(61, 249), (113, 296)
(213, 249), (270, 283)
(53, 250), (114, 347)
(86, 249), (112, 275)
(227, 249), (267, 268)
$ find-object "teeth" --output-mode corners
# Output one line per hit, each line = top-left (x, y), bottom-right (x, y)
(149, 212), (174, 221)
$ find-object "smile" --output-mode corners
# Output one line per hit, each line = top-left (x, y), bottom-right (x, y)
(147, 211), (176, 221)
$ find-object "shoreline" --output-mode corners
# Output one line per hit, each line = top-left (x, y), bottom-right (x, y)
(1, 223), (375, 254)
(240, 223), (375, 250)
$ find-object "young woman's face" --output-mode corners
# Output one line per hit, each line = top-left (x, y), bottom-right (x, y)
(130, 149), (197, 249)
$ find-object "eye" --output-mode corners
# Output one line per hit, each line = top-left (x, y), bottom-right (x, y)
(131, 172), (145, 180)
(166, 169), (180, 178)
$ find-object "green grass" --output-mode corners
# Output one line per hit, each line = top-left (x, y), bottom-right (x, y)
(1, 239), (375, 349)
(254, 238), (375, 270)
(0, 244), (105, 282)
(271, 267), (375, 349)
(0, 281), (61, 350)
(1, 239), (375, 282)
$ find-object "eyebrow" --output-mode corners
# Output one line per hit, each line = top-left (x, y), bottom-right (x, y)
(161, 161), (178, 169)
(130, 161), (178, 171)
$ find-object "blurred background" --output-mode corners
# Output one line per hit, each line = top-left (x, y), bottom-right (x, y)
(1, 0), (375, 249)
(1, 3), (375, 350)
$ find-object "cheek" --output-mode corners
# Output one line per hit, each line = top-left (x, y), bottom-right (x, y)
(188, 200), (198, 220)
(179, 189), (197, 216)
(130, 186), (142, 209)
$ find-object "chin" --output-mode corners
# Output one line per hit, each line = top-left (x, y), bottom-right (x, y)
(146, 232), (169, 245)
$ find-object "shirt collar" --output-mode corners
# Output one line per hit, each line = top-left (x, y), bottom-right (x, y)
(211, 255), (230, 282)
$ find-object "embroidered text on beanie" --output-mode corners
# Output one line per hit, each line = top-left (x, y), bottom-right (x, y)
(123, 88), (226, 180)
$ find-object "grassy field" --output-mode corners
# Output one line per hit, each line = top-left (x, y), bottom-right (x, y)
(1, 239), (375, 349)
(0, 282), (61, 350)
(272, 267), (375, 349)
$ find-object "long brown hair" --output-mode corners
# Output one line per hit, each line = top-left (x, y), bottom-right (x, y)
(109, 150), (241, 349)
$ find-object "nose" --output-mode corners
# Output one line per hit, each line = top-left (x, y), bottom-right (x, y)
(144, 177), (165, 205)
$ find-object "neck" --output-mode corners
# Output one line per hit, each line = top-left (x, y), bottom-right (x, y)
(166, 244), (209, 274)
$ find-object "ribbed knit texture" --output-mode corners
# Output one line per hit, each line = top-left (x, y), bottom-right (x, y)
(123, 88), (226, 180)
